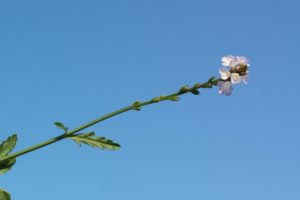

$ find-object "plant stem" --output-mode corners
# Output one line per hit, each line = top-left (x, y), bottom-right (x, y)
(0, 134), (66, 164)
(0, 78), (219, 164)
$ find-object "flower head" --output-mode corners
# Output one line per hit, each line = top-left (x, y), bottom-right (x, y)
(219, 55), (249, 84)
(217, 55), (250, 95)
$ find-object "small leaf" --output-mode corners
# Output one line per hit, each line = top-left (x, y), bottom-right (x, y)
(151, 95), (165, 103)
(70, 132), (121, 151)
(207, 76), (216, 83)
(211, 78), (220, 85)
(190, 89), (200, 95)
(193, 83), (202, 88)
(207, 76), (219, 85)
(54, 122), (68, 132)
(132, 101), (142, 111)
(0, 188), (11, 200)
(202, 83), (212, 88)
(166, 95), (180, 101)
(151, 97), (160, 102)
(178, 85), (190, 94)
(0, 134), (17, 175)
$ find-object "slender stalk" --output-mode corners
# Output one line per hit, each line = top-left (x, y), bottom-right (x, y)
(0, 135), (66, 164)
(0, 78), (219, 164)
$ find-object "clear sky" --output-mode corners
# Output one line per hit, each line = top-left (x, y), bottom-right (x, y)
(1, 0), (300, 199)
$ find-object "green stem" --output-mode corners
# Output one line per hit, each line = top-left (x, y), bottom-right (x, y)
(0, 77), (219, 164)
(0, 135), (66, 164)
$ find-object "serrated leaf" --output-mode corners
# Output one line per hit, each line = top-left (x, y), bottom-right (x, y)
(71, 132), (95, 146)
(0, 189), (11, 200)
(0, 134), (18, 175)
(70, 133), (121, 151)
(0, 134), (17, 157)
(54, 122), (68, 132)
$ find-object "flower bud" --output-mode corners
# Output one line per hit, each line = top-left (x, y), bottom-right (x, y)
(233, 64), (248, 76)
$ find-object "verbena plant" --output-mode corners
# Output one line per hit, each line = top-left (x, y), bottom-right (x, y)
(0, 55), (250, 200)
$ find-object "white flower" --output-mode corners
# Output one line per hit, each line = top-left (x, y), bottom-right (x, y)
(219, 55), (249, 84)
(221, 55), (250, 68)
(230, 73), (241, 84)
(219, 67), (231, 80)
(221, 55), (235, 67)
(237, 56), (250, 66)
(217, 81), (233, 96)
(219, 68), (243, 84)
(217, 55), (250, 96)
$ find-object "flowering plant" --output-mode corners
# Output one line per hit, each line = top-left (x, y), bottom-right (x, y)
(0, 55), (249, 200)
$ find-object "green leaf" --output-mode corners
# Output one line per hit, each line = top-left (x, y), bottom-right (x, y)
(54, 122), (68, 132)
(0, 134), (17, 157)
(208, 76), (216, 83)
(0, 158), (16, 175)
(151, 95), (166, 103)
(70, 132), (121, 151)
(0, 134), (18, 175)
(0, 188), (11, 200)
(208, 76), (219, 85)
(132, 101), (142, 110)
(190, 89), (200, 95)
(202, 83), (212, 88)
(178, 85), (190, 94)
(166, 95), (180, 101)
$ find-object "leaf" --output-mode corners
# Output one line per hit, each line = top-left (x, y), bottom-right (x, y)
(166, 95), (180, 101)
(0, 158), (16, 175)
(54, 122), (68, 132)
(0, 134), (18, 175)
(202, 83), (212, 88)
(0, 134), (17, 157)
(70, 132), (121, 151)
(208, 76), (219, 85)
(0, 189), (11, 200)
(178, 85), (190, 94)
(208, 76), (216, 83)
(151, 95), (166, 103)
(132, 101), (142, 110)
(190, 89), (200, 95)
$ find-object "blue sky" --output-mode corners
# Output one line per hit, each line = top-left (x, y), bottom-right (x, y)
(0, 0), (300, 199)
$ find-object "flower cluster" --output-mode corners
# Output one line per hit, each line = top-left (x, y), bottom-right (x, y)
(217, 55), (250, 96)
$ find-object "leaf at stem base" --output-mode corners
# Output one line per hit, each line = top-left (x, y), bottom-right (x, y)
(0, 134), (17, 175)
